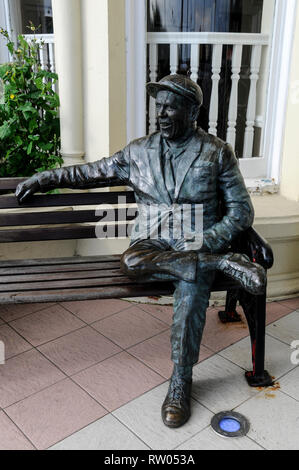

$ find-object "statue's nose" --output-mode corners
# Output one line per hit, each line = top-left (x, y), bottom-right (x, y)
(158, 105), (167, 118)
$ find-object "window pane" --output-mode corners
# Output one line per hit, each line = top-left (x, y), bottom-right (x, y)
(148, 0), (264, 33)
(20, 0), (53, 34)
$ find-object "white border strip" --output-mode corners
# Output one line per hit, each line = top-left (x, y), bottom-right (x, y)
(263, 0), (298, 182)
(147, 32), (269, 45)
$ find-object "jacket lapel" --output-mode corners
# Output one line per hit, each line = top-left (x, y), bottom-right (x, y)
(174, 134), (204, 200)
(146, 134), (172, 205)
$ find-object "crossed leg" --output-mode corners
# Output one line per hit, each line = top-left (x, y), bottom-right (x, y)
(121, 239), (198, 283)
(121, 239), (215, 366)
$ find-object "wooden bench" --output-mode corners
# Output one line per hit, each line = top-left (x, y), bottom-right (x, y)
(0, 177), (274, 387)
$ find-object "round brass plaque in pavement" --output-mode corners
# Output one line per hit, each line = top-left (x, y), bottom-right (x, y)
(211, 411), (250, 438)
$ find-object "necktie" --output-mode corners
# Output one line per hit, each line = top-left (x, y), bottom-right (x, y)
(164, 150), (175, 201)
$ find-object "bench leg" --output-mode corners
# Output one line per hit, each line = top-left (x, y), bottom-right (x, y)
(218, 289), (242, 323)
(239, 289), (273, 388)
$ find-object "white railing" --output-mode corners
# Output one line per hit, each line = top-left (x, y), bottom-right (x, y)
(147, 32), (270, 159)
(24, 33), (56, 74)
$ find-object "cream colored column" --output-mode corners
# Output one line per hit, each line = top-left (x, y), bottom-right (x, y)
(81, 0), (126, 162)
(52, 0), (85, 166)
(81, 0), (109, 162)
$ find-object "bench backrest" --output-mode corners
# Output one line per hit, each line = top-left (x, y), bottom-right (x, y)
(0, 178), (136, 243)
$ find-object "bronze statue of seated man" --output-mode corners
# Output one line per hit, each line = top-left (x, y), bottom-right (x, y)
(16, 74), (266, 429)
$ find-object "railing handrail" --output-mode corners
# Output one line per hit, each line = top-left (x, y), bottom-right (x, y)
(147, 32), (269, 46)
(147, 31), (270, 157)
(24, 33), (54, 43)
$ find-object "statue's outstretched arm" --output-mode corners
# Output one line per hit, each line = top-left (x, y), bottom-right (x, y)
(16, 147), (130, 203)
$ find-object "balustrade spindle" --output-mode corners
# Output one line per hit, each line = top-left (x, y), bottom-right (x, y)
(49, 43), (55, 73)
(170, 43), (179, 75)
(243, 45), (262, 158)
(208, 44), (223, 136)
(149, 43), (158, 133)
(39, 44), (46, 71)
(226, 44), (243, 149)
(48, 42), (56, 91)
(190, 44), (200, 83)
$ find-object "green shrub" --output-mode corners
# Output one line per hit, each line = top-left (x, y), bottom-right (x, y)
(0, 26), (63, 177)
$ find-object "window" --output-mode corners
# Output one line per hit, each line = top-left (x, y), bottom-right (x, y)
(126, 0), (297, 181)
(1, 0), (55, 73)
(147, 0), (266, 162)
(5, 0), (53, 36)
(148, 0), (264, 33)
(20, 0), (53, 34)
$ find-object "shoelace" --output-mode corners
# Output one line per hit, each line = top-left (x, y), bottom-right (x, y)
(168, 377), (190, 404)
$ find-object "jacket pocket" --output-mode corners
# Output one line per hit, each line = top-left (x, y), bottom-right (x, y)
(190, 163), (216, 180)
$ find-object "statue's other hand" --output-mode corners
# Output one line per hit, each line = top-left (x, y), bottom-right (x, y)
(16, 176), (40, 204)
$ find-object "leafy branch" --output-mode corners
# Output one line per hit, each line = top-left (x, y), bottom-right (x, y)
(0, 25), (63, 177)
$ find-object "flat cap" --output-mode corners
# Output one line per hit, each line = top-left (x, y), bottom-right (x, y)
(146, 74), (203, 107)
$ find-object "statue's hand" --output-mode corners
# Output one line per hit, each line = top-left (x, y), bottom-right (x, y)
(16, 176), (41, 204)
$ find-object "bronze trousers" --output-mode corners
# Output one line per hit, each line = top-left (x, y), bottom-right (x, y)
(121, 239), (215, 366)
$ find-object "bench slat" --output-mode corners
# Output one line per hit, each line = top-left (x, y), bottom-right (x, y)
(0, 276), (234, 304)
(0, 261), (121, 275)
(0, 268), (123, 283)
(0, 179), (130, 192)
(0, 192), (135, 209)
(0, 275), (136, 292)
(0, 272), (234, 294)
(0, 255), (121, 268)
(0, 224), (132, 242)
(0, 283), (175, 304)
(0, 178), (26, 191)
(0, 209), (137, 227)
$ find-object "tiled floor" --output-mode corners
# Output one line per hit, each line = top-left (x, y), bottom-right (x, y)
(0, 297), (298, 450)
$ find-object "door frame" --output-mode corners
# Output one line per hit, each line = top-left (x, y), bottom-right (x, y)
(125, 0), (297, 181)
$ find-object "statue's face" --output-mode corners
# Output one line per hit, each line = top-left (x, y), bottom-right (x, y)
(156, 90), (195, 141)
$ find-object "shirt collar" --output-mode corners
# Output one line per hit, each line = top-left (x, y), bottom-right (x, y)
(162, 129), (196, 159)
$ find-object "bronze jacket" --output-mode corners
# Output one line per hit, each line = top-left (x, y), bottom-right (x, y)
(34, 128), (254, 253)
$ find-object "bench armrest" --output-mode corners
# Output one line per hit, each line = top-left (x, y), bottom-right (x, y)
(232, 227), (274, 270)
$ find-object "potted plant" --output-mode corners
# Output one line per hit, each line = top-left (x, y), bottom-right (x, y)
(0, 25), (62, 184)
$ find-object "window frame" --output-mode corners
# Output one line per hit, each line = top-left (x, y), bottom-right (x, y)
(125, 0), (298, 183)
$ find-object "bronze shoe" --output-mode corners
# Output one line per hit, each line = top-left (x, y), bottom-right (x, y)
(218, 253), (266, 295)
(161, 375), (192, 428)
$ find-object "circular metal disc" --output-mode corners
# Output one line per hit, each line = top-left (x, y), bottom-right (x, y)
(211, 411), (250, 438)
